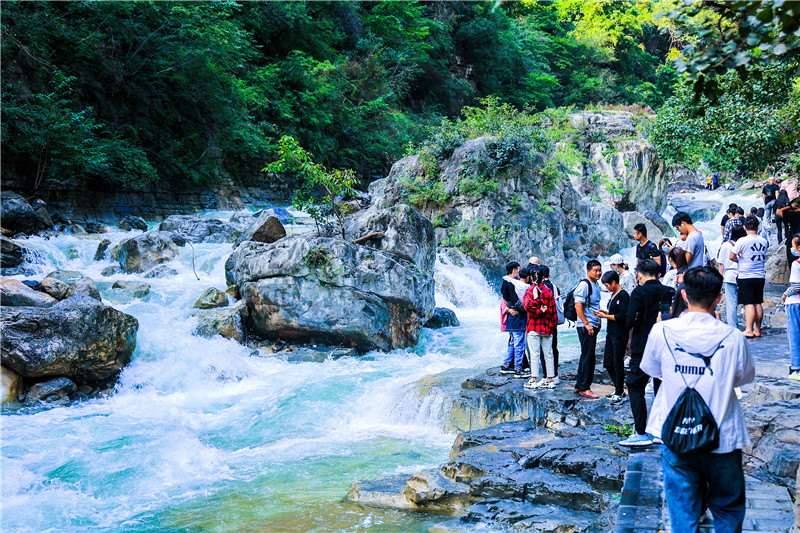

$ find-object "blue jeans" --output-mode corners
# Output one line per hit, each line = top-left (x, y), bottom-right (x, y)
(503, 331), (525, 370)
(788, 303), (800, 369)
(661, 446), (745, 533)
(724, 282), (738, 329)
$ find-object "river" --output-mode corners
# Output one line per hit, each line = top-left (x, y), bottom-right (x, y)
(1, 187), (762, 532)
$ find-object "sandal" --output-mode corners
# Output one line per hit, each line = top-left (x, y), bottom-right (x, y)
(524, 378), (539, 389)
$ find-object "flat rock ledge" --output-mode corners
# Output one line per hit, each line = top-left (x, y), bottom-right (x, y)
(348, 367), (635, 531)
(348, 357), (800, 532)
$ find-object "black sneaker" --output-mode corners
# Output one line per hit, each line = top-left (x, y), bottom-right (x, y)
(514, 369), (530, 378)
(500, 366), (515, 375)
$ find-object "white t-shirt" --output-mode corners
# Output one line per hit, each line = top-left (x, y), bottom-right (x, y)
(731, 234), (768, 279)
(786, 259), (800, 306)
(662, 269), (678, 289)
(641, 312), (755, 454)
(679, 230), (705, 269)
(619, 269), (636, 293)
(717, 240), (738, 284)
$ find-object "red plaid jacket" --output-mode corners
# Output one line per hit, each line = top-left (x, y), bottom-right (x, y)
(523, 283), (557, 336)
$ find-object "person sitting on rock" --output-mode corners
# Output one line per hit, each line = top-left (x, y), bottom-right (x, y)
(620, 258), (675, 447)
(500, 262), (529, 378)
(640, 266), (754, 533)
(782, 233), (800, 381)
(522, 267), (557, 390)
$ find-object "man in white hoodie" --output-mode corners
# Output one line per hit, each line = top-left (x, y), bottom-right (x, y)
(641, 266), (755, 533)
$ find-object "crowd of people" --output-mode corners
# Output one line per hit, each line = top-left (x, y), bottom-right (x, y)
(498, 187), (800, 531)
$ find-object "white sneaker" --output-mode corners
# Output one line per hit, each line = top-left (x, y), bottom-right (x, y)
(551, 376), (560, 385)
(788, 369), (800, 381)
(539, 380), (556, 389)
(619, 433), (653, 447)
(523, 378), (539, 390)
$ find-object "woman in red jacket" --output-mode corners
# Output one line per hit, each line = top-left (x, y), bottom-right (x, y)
(522, 268), (558, 389)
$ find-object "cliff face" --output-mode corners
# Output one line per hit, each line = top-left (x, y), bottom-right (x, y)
(370, 111), (669, 287)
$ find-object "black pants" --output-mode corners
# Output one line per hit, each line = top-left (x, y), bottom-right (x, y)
(603, 333), (626, 396)
(576, 327), (597, 391)
(777, 218), (790, 244)
(539, 328), (559, 377)
(626, 354), (651, 435)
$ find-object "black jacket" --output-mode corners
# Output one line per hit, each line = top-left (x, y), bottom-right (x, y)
(627, 279), (675, 355)
(607, 290), (630, 339)
(501, 279), (527, 332)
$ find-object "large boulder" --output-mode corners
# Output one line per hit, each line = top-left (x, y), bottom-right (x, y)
(1, 236), (30, 269)
(118, 231), (179, 273)
(766, 244), (790, 284)
(0, 278), (58, 307)
(234, 212), (286, 246)
(622, 211), (664, 245)
(669, 195), (722, 223)
(0, 193), (49, 234)
(424, 307), (460, 329)
(119, 215), (148, 231)
(159, 215), (242, 243)
(45, 269), (84, 285)
(343, 203), (436, 272)
(111, 281), (151, 300)
(0, 295), (138, 383)
(24, 377), (77, 404)
(226, 235), (435, 352)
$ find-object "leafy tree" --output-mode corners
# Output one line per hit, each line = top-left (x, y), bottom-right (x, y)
(661, 1), (800, 103)
(265, 136), (357, 239)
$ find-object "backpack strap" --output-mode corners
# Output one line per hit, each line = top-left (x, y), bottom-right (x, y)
(582, 278), (592, 297)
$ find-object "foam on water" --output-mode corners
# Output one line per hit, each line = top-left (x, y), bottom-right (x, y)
(2, 223), (508, 531)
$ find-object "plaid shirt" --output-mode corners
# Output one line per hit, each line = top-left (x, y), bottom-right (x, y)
(523, 283), (557, 336)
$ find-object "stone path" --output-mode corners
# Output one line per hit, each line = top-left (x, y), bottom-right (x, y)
(615, 449), (795, 532)
(615, 324), (797, 532)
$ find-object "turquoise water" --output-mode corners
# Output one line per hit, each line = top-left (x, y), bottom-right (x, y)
(3, 221), (582, 532)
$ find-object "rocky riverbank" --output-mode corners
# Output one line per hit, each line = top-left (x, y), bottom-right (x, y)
(347, 319), (799, 532)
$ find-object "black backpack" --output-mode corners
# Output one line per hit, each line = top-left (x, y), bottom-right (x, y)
(563, 279), (592, 323)
(660, 329), (730, 454)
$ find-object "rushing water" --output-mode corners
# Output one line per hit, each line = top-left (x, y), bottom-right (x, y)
(0, 213), (586, 533)
(3, 189), (757, 532)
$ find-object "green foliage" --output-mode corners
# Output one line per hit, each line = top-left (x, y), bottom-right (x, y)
(602, 177), (626, 195)
(661, 1), (800, 104)
(265, 136), (356, 239)
(441, 219), (514, 259)
(604, 422), (633, 438)
(650, 63), (800, 177)
(398, 175), (452, 208)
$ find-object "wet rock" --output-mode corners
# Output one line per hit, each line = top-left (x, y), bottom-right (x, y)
(0, 194), (49, 234)
(1, 236), (29, 269)
(94, 239), (112, 261)
(466, 500), (598, 530)
(669, 195), (722, 223)
(424, 307), (460, 329)
(193, 287), (229, 309)
(119, 215), (148, 231)
(118, 231), (179, 273)
(229, 211), (256, 225)
(85, 221), (108, 234)
(143, 265), (179, 278)
(65, 223), (88, 235)
(744, 399), (800, 487)
(45, 269), (84, 285)
(234, 212), (287, 246)
(766, 244), (789, 284)
(0, 278), (58, 307)
(64, 277), (102, 301)
(1, 295), (138, 383)
(226, 235), (434, 352)
(284, 346), (357, 363)
(347, 470), (476, 515)
(194, 301), (246, 342)
(101, 265), (124, 277)
(225, 284), (239, 300)
(254, 207), (295, 224)
(1, 365), (24, 403)
(24, 377), (77, 403)
(111, 281), (151, 299)
(159, 215), (242, 243)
